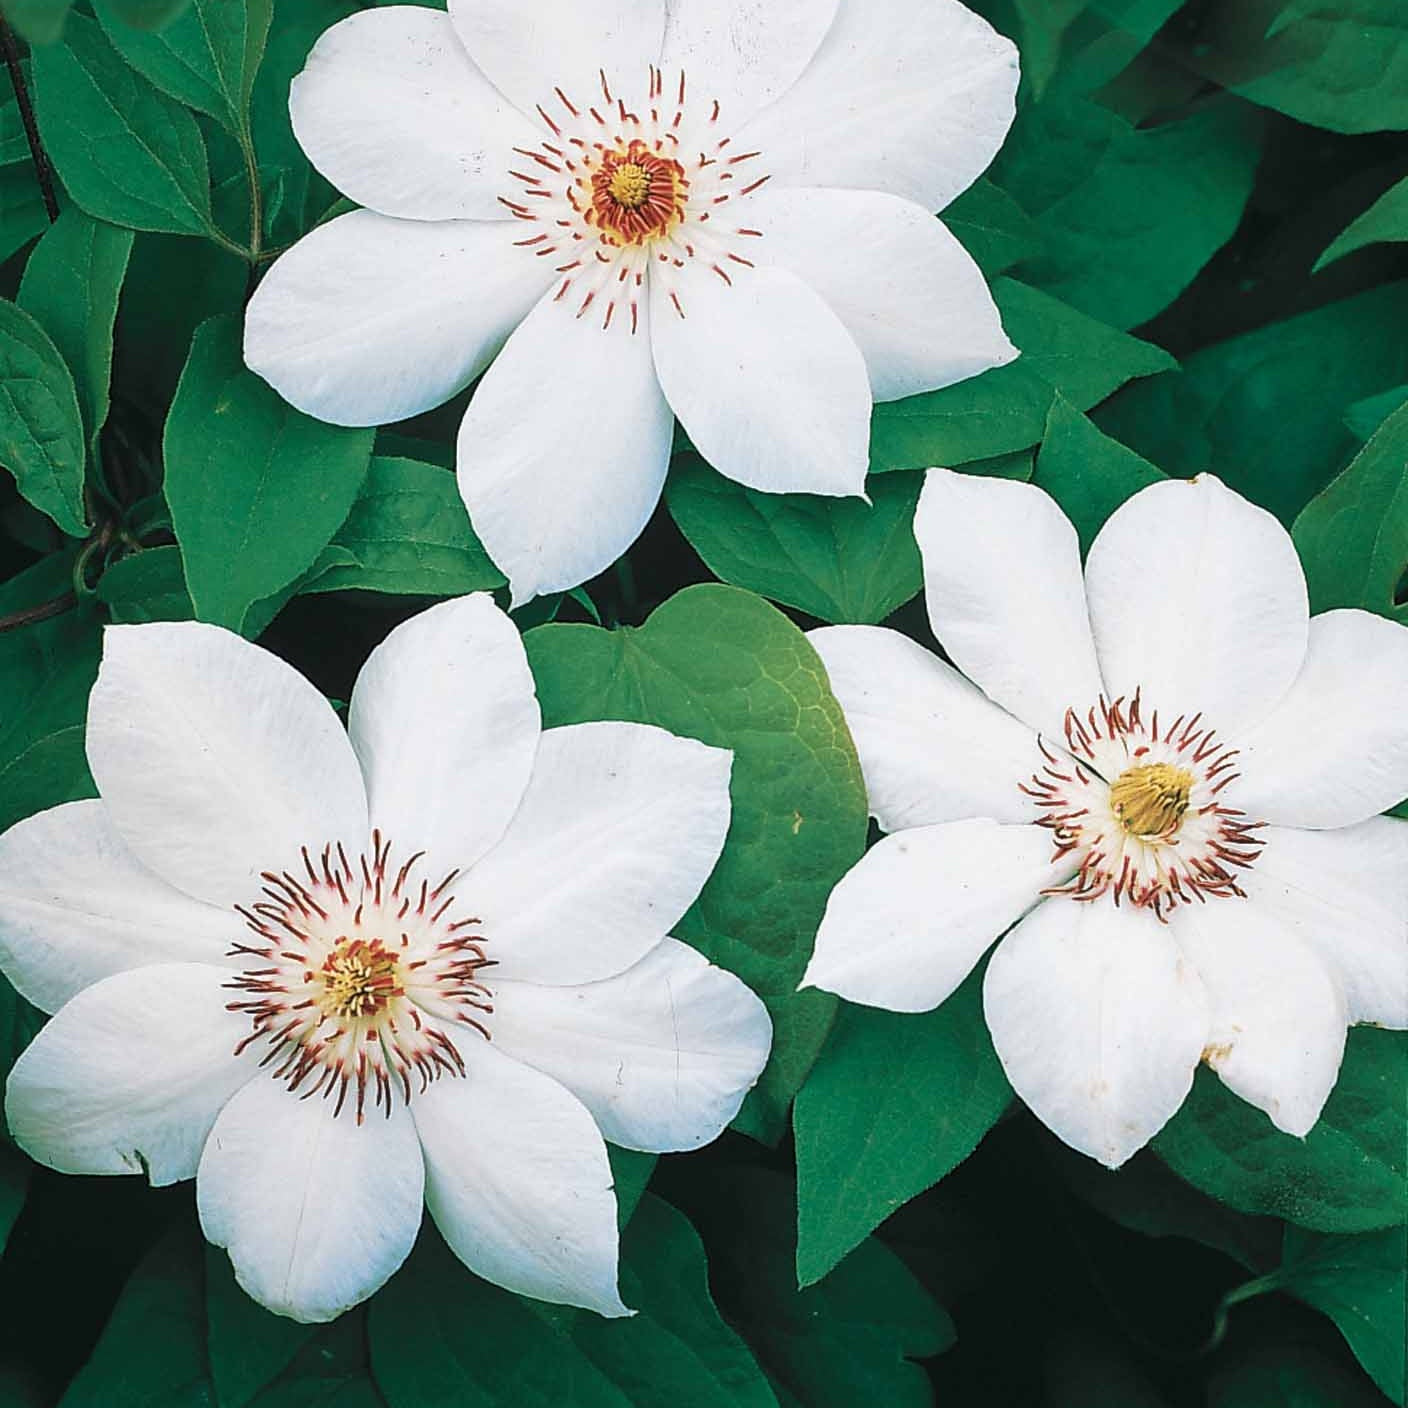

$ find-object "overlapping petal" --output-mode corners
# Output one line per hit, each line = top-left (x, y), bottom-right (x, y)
(804, 819), (1061, 1013)
(413, 1033), (628, 1317)
(85, 624), (368, 909)
(744, 188), (1015, 401)
(348, 594), (540, 874)
(6, 964), (254, 1186)
(491, 938), (771, 1152)
(244, 210), (552, 429)
(0, 801), (237, 1012)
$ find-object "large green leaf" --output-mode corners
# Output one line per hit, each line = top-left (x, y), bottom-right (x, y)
(370, 1198), (776, 1408)
(31, 14), (214, 237)
(205, 1249), (316, 1408)
(870, 278), (1175, 473)
(95, 0), (271, 136)
(96, 545), (196, 623)
(994, 97), (1262, 329)
(17, 208), (133, 459)
(0, 298), (86, 537)
(524, 585), (868, 1140)
(666, 457), (923, 625)
(1210, 1338), (1390, 1408)
(1292, 399), (1408, 623)
(299, 456), (505, 598)
(1318, 175), (1408, 270)
(1154, 1027), (1408, 1234)
(666, 1166), (952, 1408)
(0, 164), (52, 266)
(0, 0), (72, 44)
(1097, 281), (1408, 524)
(793, 965), (1012, 1287)
(941, 177), (1042, 278)
(163, 314), (373, 634)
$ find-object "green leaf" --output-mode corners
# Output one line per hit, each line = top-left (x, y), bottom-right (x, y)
(1097, 281), (1408, 524)
(0, 0), (73, 45)
(299, 456), (505, 598)
(163, 314), (373, 634)
(0, 298), (87, 537)
(793, 964), (1012, 1287)
(668, 1166), (952, 1408)
(1277, 1225), (1407, 1405)
(244, 1314), (379, 1408)
(205, 1248), (316, 1408)
(96, 545), (196, 623)
(0, 975), (45, 1109)
(524, 585), (868, 1140)
(370, 1197), (776, 1408)
(1345, 384), (1408, 441)
(1032, 396), (1165, 551)
(100, 0), (193, 28)
(1210, 1338), (1390, 1408)
(1293, 399), (1408, 622)
(1, 57), (36, 163)
(60, 1220), (214, 1407)
(0, 164), (52, 266)
(95, 0), (273, 137)
(1013, 0), (1090, 97)
(32, 14), (214, 237)
(666, 457), (923, 625)
(17, 207), (134, 458)
(994, 98), (1263, 329)
(870, 278), (1175, 473)
(1317, 175), (1408, 270)
(0, 1142), (30, 1257)
(1154, 1026), (1408, 1234)
(1190, 0), (1408, 135)
(608, 1146), (656, 1229)
(941, 177), (1042, 278)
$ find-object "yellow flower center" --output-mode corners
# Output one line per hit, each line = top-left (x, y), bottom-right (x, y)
(317, 937), (401, 1020)
(608, 162), (651, 209)
(1109, 762), (1195, 839)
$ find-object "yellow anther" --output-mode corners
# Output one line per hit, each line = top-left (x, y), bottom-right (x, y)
(1110, 763), (1194, 839)
(608, 163), (651, 209)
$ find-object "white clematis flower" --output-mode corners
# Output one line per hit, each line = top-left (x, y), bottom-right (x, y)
(0, 594), (770, 1322)
(243, 0), (1020, 604)
(803, 470), (1408, 1168)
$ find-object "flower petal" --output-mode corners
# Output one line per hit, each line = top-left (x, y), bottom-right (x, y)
(737, 0), (1018, 212)
(649, 263), (870, 496)
(413, 1033), (628, 1316)
(85, 623), (368, 909)
(808, 625), (1040, 829)
(1084, 475), (1310, 738)
(803, 819), (1061, 1013)
(0, 801), (238, 1013)
(1249, 820), (1408, 1029)
(289, 6), (537, 222)
(743, 188), (1015, 401)
(447, 0), (665, 121)
(659, 0), (838, 130)
(456, 286), (674, 606)
(491, 937), (771, 1152)
(983, 898), (1209, 1168)
(198, 1077), (424, 1324)
(348, 595), (540, 874)
(6, 963), (253, 1186)
(1173, 899), (1346, 1138)
(1235, 609), (1408, 829)
(914, 469), (1103, 740)
(469, 723), (732, 986)
(244, 210), (552, 429)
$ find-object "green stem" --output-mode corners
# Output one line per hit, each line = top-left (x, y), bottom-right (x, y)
(1200, 1271), (1286, 1356)
(238, 123), (262, 266)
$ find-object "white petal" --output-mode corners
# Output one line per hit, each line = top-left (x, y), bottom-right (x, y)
(1235, 609), (1408, 830)
(413, 1033), (628, 1316)
(803, 819), (1059, 1013)
(984, 898), (1210, 1168)
(1248, 820), (1408, 1028)
(743, 188), (1015, 401)
(85, 623), (368, 909)
(0, 801), (237, 1013)
(914, 469), (1103, 740)
(469, 723), (732, 986)
(6, 963), (253, 1186)
(491, 937), (771, 1152)
(456, 286), (674, 606)
(809, 626), (1040, 829)
(447, 0), (664, 121)
(349, 595), (540, 874)
(245, 210), (552, 429)
(198, 1078), (424, 1324)
(1084, 475), (1309, 738)
(1173, 899), (1346, 1138)
(649, 263), (870, 496)
(737, 0), (1018, 212)
(289, 7), (537, 222)
(659, 0), (837, 129)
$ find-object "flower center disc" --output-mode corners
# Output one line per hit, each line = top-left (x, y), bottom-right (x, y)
(1109, 762), (1194, 839)
(590, 143), (687, 246)
(319, 937), (401, 1020)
